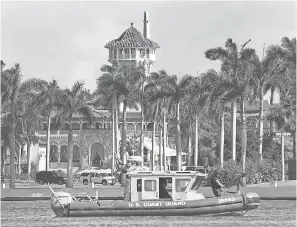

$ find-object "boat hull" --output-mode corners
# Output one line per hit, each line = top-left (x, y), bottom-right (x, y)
(51, 192), (260, 217)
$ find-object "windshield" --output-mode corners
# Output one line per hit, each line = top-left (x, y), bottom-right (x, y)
(191, 177), (204, 191)
(175, 178), (191, 192)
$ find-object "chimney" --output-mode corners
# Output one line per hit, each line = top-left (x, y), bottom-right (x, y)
(143, 11), (150, 39)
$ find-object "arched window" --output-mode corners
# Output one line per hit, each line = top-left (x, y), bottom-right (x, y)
(60, 145), (68, 162)
(42, 123), (48, 131)
(82, 122), (88, 129)
(49, 145), (58, 162)
(73, 145), (80, 162)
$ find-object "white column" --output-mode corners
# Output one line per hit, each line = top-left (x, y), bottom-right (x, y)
(57, 145), (61, 163)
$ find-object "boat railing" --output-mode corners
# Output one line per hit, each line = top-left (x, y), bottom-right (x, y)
(71, 192), (95, 203)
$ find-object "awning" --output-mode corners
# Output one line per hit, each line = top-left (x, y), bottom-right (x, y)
(143, 137), (186, 157)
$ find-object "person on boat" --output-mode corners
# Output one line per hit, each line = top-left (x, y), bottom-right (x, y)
(237, 173), (246, 194)
(159, 179), (172, 199)
(210, 170), (224, 197)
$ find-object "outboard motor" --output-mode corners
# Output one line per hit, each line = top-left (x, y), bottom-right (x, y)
(243, 192), (261, 210)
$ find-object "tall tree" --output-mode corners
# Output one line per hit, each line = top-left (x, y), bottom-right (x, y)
(1, 62), (46, 188)
(34, 80), (62, 171)
(96, 64), (122, 174)
(145, 70), (169, 170)
(205, 39), (257, 183)
(205, 38), (253, 162)
(265, 37), (296, 134)
(58, 81), (93, 188)
(151, 74), (194, 170)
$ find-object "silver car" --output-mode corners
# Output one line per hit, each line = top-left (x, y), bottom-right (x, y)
(79, 172), (116, 185)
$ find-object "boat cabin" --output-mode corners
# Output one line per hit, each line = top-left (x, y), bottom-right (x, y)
(124, 171), (207, 202)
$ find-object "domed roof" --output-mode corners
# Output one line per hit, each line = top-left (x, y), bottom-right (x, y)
(104, 24), (160, 49)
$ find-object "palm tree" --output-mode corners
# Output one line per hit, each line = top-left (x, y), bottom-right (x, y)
(96, 64), (122, 174)
(58, 81), (93, 188)
(116, 65), (143, 166)
(265, 37), (296, 134)
(205, 38), (253, 162)
(249, 43), (292, 161)
(18, 101), (40, 179)
(188, 69), (220, 166)
(145, 70), (169, 170)
(1, 62), (46, 188)
(34, 80), (62, 171)
(151, 74), (194, 170)
(265, 103), (293, 181)
(205, 39), (257, 184)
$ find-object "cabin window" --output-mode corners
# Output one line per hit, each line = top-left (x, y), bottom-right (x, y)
(175, 178), (191, 192)
(137, 179), (142, 192)
(144, 180), (156, 191)
(191, 177), (204, 191)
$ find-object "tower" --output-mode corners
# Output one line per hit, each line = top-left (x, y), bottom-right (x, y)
(104, 11), (160, 76)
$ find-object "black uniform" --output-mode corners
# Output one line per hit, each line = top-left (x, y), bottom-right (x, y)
(211, 176), (223, 197)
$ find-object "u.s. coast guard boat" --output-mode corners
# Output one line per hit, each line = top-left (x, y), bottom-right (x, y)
(50, 171), (260, 217)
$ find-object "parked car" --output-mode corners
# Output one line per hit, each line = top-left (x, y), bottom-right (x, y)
(79, 171), (116, 185)
(35, 171), (66, 185)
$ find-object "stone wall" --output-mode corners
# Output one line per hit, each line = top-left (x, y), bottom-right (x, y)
(80, 129), (112, 169)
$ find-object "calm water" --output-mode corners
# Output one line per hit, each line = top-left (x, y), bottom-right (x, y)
(1, 200), (296, 227)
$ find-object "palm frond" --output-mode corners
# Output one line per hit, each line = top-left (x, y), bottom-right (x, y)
(205, 47), (228, 61)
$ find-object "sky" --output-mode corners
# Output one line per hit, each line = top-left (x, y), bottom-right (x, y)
(1, 1), (296, 94)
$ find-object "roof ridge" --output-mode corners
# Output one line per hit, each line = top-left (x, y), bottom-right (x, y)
(104, 25), (160, 49)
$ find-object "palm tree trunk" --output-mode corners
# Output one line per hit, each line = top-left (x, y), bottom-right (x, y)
(176, 101), (182, 171)
(293, 132), (296, 159)
(46, 115), (51, 171)
(27, 142), (31, 181)
(281, 132), (285, 181)
(140, 82), (145, 168)
(1, 146), (5, 175)
(194, 114), (198, 167)
(220, 111), (224, 166)
(120, 99), (128, 165)
(159, 127), (162, 170)
(18, 146), (22, 176)
(66, 117), (74, 188)
(140, 104), (144, 168)
(241, 100), (247, 186)
(163, 106), (167, 171)
(187, 122), (192, 166)
(111, 109), (115, 175)
(151, 121), (156, 171)
(270, 87), (275, 133)
(259, 87), (264, 161)
(115, 101), (119, 160)
(9, 104), (16, 188)
(120, 99), (127, 185)
(231, 102), (237, 161)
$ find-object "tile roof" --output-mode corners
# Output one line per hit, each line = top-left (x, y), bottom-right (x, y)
(104, 24), (160, 49)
